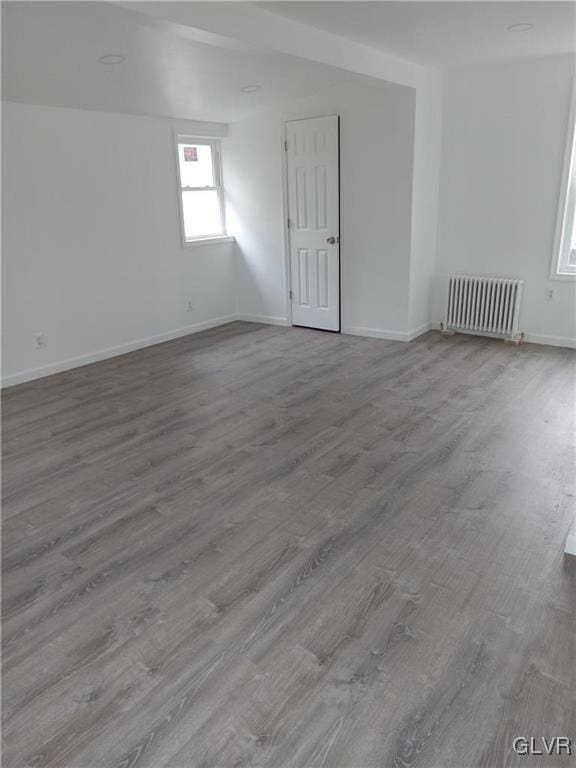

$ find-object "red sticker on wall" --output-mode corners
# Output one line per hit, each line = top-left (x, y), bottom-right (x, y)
(183, 147), (198, 162)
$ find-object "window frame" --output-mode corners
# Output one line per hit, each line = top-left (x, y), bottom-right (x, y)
(551, 82), (576, 280)
(174, 133), (228, 246)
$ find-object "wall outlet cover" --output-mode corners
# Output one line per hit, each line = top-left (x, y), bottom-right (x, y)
(34, 332), (46, 349)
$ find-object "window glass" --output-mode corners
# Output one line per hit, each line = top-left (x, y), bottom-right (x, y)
(554, 94), (576, 276)
(178, 143), (214, 188)
(182, 190), (221, 239)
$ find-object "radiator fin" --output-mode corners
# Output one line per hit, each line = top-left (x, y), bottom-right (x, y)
(445, 275), (523, 340)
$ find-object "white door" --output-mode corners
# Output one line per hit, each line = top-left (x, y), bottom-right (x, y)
(286, 116), (340, 331)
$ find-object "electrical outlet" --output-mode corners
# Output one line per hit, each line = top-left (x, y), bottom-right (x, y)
(34, 332), (45, 349)
(545, 288), (555, 302)
(186, 300), (194, 312)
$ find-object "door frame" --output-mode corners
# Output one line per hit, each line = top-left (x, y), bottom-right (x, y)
(281, 114), (341, 332)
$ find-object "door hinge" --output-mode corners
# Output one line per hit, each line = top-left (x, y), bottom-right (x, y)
(289, 290), (294, 300)
(287, 217), (291, 229)
(284, 140), (288, 152)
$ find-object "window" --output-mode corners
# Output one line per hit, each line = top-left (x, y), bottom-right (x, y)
(175, 136), (226, 243)
(552, 86), (576, 278)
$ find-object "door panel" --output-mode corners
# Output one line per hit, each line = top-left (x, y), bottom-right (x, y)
(286, 116), (340, 331)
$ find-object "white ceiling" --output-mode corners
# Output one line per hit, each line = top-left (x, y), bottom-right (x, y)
(258, 2), (576, 68)
(1, 2), (365, 123)
(4, 2), (573, 123)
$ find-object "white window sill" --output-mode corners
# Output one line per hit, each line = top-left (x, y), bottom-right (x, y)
(183, 235), (235, 248)
(549, 271), (576, 282)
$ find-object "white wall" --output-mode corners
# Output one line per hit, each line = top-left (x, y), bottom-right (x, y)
(2, 101), (236, 385)
(433, 54), (576, 347)
(223, 111), (289, 325)
(408, 70), (443, 333)
(224, 80), (417, 336)
(7, 52), (571, 392)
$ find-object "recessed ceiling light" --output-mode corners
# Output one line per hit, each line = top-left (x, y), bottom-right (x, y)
(98, 54), (126, 65)
(241, 85), (261, 93)
(506, 23), (533, 32)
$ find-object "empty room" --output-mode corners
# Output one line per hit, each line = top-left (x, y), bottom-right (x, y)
(1, 2), (575, 767)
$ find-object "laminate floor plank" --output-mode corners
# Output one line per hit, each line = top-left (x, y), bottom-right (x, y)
(2, 322), (574, 768)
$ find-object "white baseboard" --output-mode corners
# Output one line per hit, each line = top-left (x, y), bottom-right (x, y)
(5, 315), (572, 388)
(342, 322), (431, 342)
(522, 333), (576, 349)
(431, 322), (576, 350)
(343, 326), (407, 341)
(236, 314), (289, 327)
(1, 314), (237, 388)
(405, 322), (432, 341)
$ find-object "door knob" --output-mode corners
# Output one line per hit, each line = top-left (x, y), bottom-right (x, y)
(326, 236), (337, 244)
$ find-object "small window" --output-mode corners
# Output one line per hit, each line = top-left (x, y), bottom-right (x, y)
(552, 86), (576, 278)
(175, 136), (226, 243)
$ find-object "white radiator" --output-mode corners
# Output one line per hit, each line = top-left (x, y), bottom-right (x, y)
(443, 275), (523, 341)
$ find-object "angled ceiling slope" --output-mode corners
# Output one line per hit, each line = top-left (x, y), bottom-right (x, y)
(1, 1), (373, 122)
